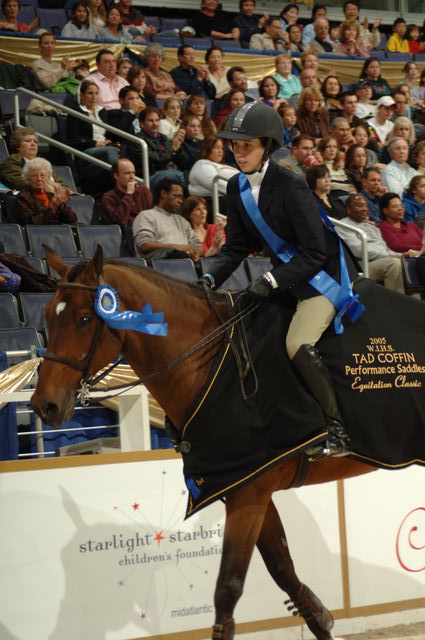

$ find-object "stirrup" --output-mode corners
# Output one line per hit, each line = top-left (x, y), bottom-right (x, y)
(305, 442), (331, 462)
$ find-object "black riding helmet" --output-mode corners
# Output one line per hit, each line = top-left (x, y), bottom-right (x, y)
(218, 101), (284, 153)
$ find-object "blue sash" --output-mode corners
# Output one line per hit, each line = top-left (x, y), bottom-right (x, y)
(238, 172), (365, 335)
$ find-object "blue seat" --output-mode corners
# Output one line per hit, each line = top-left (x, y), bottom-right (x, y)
(212, 39), (241, 49)
(54, 166), (77, 193)
(36, 8), (68, 32)
(161, 17), (188, 31)
(0, 90), (32, 119)
(68, 195), (95, 225)
(26, 224), (79, 258)
(201, 258), (249, 291)
(151, 35), (181, 46)
(19, 292), (54, 332)
(77, 225), (122, 258)
(0, 137), (9, 163)
(182, 36), (212, 48)
(245, 257), (272, 282)
(0, 224), (28, 254)
(115, 257), (147, 269)
(151, 258), (197, 283)
(25, 257), (46, 274)
(0, 293), (21, 329)
(386, 52), (412, 61)
(0, 327), (42, 354)
(144, 15), (160, 30)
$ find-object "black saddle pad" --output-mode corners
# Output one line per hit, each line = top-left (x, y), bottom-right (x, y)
(182, 279), (425, 517)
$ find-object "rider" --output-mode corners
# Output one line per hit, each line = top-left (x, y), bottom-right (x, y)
(200, 101), (362, 459)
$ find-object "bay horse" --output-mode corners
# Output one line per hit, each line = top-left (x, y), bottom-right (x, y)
(31, 247), (376, 640)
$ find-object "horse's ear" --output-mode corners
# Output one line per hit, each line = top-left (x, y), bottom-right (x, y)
(92, 245), (104, 279)
(44, 245), (69, 279)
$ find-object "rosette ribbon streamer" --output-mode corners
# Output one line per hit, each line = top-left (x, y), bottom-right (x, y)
(94, 285), (168, 336)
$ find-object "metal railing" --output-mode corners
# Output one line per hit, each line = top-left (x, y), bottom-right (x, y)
(13, 87), (150, 189)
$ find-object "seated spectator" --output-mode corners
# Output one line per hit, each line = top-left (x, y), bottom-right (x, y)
(116, 0), (156, 35)
(278, 104), (299, 146)
(381, 137), (418, 197)
(353, 123), (379, 166)
(144, 44), (185, 102)
(249, 16), (286, 50)
(360, 167), (388, 221)
(127, 65), (157, 108)
(387, 18), (409, 53)
(414, 141), (425, 176)
(171, 46), (216, 100)
(226, 65), (255, 100)
(379, 192), (422, 253)
(85, 49), (128, 110)
(62, 2), (99, 39)
(402, 175), (425, 222)
(192, 0), (239, 40)
(16, 158), (77, 226)
(302, 5), (327, 46)
(367, 96), (395, 148)
(273, 53), (301, 101)
(296, 87), (330, 143)
(381, 116), (415, 164)
(132, 179), (203, 259)
(405, 25), (424, 55)
(87, 0), (106, 29)
(337, 21), (371, 57)
(337, 193), (404, 293)
(317, 135), (355, 194)
(354, 80), (376, 120)
(107, 85), (145, 144)
(0, 0), (38, 33)
(258, 76), (286, 111)
(174, 115), (202, 172)
(345, 143), (368, 191)
(233, 0), (268, 49)
(97, 6), (145, 43)
(0, 260), (21, 293)
(342, 0), (381, 49)
(205, 47), (231, 100)
(184, 94), (216, 139)
(306, 164), (346, 219)
(0, 127), (64, 191)
(32, 32), (80, 91)
(402, 61), (420, 93)
(332, 117), (355, 153)
(181, 195), (225, 256)
(286, 24), (304, 53)
(339, 92), (364, 131)
(321, 75), (343, 120)
(116, 57), (132, 80)
(188, 136), (238, 196)
(279, 3), (298, 32)
(306, 17), (336, 54)
(159, 97), (182, 140)
(277, 133), (315, 178)
(101, 157), (152, 226)
(214, 88), (246, 128)
(298, 68), (319, 93)
(391, 88), (410, 121)
(298, 50), (328, 82)
(359, 58), (391, 101)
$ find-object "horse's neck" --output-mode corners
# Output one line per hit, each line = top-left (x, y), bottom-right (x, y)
(105, 265), (224, 426)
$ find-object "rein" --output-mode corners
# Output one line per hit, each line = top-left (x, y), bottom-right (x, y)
(43, 280), (258, 403)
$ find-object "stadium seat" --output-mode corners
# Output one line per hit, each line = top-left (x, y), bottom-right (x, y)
(0, 327), (42, 354)
(200, 257), (249, 291)
(151, 258), (197, 283)
(115, 257), (148, 268)
(47, 256), (82, 279)
(19, 292), (54, 333)
(36, 8), (68, 33)
(68, 195), (95, 225)
(212, 39), (241, 49)
(0, 224), (28, 255)
(245, 257), (272, 282)
(54, 166), (78, 193)
(26, 224), (79, 258)
(161, 18), (188, 31)
(182, 36), (212, 47)
(25, 257), (46, 274)
(0, 293), (21, 329)
(386, 52), (412, 61)
(24, 114), (58, 154)
(0, 137), (9, 163)
(151, 35), (182, 46)
(78, 225), (122, 258)
(2, 193), (17, 222)
(144, 15), (160, 30)
(401, 257), (425, 296)
(0, 90), (32, 120)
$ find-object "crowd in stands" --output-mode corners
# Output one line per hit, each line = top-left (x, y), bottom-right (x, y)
(3, 1), (425, 296)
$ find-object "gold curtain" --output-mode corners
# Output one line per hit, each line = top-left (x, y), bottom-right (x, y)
(0, 357), (41, 409)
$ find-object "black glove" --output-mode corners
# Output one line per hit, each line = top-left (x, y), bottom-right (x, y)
(244, 276), (273, 304)
(196, 273), (215, 288)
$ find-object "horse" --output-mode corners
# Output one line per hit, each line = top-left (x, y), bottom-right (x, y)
(31, 246), (377, 640)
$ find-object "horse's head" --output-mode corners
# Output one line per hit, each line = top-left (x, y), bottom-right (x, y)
(31, 246), (122, 427)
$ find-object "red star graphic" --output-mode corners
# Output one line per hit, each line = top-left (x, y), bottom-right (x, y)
(154, 530), (166, 545)
(132, 502), (140, 511)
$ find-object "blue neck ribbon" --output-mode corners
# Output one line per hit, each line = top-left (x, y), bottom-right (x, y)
(238, 173), (365, 335)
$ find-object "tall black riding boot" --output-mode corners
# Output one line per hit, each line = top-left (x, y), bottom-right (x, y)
(292, 344), (352, 460)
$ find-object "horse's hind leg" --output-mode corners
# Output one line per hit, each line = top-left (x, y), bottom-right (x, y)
(257, 499), (334, 640)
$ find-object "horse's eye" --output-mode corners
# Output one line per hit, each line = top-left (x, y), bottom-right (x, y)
(78, 315), (92, 328)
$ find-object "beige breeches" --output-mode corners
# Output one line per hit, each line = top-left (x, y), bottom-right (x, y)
(286, 295), (336, 360)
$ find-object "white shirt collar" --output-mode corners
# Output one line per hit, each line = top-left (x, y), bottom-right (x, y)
(246, 159), (270, 188)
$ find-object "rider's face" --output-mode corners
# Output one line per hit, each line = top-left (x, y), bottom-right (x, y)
(232, 138), (265, 173)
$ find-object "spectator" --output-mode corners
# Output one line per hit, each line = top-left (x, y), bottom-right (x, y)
(85, 49), (128, 110)
(306, 164), (346, 219)
(159, 97), (182, 140)
(414, 140), (425, 176)
(277, 134), (315, 177)
(354, 80), (376, 120)
(278, 104), (299, 146)
(391, 89), (410, 120)
(402, 175), (425, 222)
(381, 116), (415, 164)
(181, 195), (225, 256)
(296, 87), (330, 143)
(273, 53), (301, 100)
(387, 18), (409, 53)
(184, 94), (216, 139)
(337, 193), (404, 293)
(116, 0), (156, 34)
(174, 115), (202, 172)
(302, 4), (327, 47)
(360, 167), (388, 221)
(299, 68), (319, 91)
(116, 57), (132, 80)
(132, 179), (203, 259)
(332, 117), (354, 153)
(367, 96), (395, 147)
(337, 21), (371, 57)
(32, 32), (80, 91)
(359, 57), (391, 100)
(379, 192), (422, 253)
(286, 24), (304, 53)
(402, 61), (422, 104)
(340, 91), (363, 129)
(0, 0), (38, 33)
(258, 76), (286, 111)
(144, 44), (185, 102)
(317, 135), (354, 194)
(205, 47), (230, 99)
(279, 3), (298, 32)
(127, 65), (156, 108)
(101, 157), (152, 226)
(191, 0), (239, 40)
(321, 75), (343, 119)
(405, 25), (424, 55)
(250, 16), (286, 50)
(214, 88), (246, 128)
(107, 85), (145, 144)
(226, 65), (253, 98)
(189, 136), (238, 197)
(345, 143), (368, 191)
(353, 123), (379, 167)
(171, 46), (216, 100)
(97, 6), (145, 43)
(87, 0), (106, 29)
(342, 0), (381, 49)
(381, 137), (418, 197)
(16, 158), (77, 226)
(233, 0), (268, 49)
(306, 18), (336, 54)
(62, 2), (99, 39)
(0, 127), (64, 191)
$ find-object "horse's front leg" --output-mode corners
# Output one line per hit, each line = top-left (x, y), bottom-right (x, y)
(212, 484), (272, 640)
(257, 499), (334, 640)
